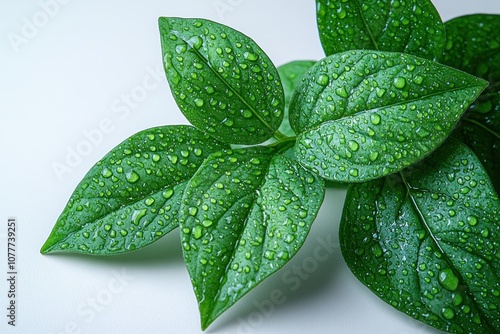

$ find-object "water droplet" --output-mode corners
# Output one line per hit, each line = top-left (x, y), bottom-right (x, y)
(243, 52), (258, 61)
(126, 171), (140, 183)
(441, 307), (455, 320)
(202, 220), (213, 227)
(188, 36), (203, 50)
(132, 209), (147, 226)
(349, 168), (359, 177)
(189, 207), (198, 216)
(370, 114), (381, 125)
(145, 197), (155, 206)
(101, 168), (112, 178)
(369, 151), (379, 161)
(467, 215), (478, 226)
(438, 268), (459, 291)
(316, 74), (329, 86)
(163, 189), (174, 199)
(152, 154), (161, 162)
(240, 109), (253, 118)
(195, 98), (204, 107)
(393, 77), (406, 89)
(348, 140), (359, 152)
(193, 225), (203, 240)
(335, 87), (348, 98)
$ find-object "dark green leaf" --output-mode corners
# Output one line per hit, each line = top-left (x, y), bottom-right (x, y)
(277, 60), (317, 137)
(41, 126), (228, 255)
(180, 147), (325, 329)
(290, 50), (487, 182)
(316, 0), (445, 60)
(340, 140), (500, 333)
(442, 14), (500, 193)
(159, 17), (284, 145)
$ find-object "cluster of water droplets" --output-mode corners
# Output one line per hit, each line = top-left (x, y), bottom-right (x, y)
(291, 50), (482, 182)
(317, 0), (445, 60)
(161, 18), (284, 145)
(48, 126), (226, 254)
(180, 148), (324, 320)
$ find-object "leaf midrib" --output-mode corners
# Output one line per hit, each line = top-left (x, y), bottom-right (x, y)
(399, 172), (496, 331)
(304, 82), (485, 135)
(171, 28), (278, 135)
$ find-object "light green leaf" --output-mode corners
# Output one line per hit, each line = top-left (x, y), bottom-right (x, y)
(180, 147), (325, 329)
(316, 0), (445, 60)
(277, 60), (317, 137)
(290, 50), (487, 182)
(340, 140), (500, 333)
(41, 126), (228, 255)
(159, 17), (284, 145)
(442, 14), (500, 193)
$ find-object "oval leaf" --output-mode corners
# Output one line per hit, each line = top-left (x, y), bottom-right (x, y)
(316, 0), (445, 60)
(340, 140), (500, 333)
(159, 17), (284, 145)
(442, 14), (500, 193)
(291, 50), (487, 182)
(180, 147), (325, 329)
(41, 125), (228, 255)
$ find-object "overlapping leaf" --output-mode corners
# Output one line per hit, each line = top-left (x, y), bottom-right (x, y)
(159, 17), (285, 145)
(290, 50), (487, 183)
(277, 60), (317, 137)
(442, 14), (500, 193)
(180, 147), (325, 329)
(316, 0), (445, 60)
(41, 126), (228, 255)
(340, 140), (500, 333)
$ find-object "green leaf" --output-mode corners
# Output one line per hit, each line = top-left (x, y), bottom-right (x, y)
(180, 147), (325, 329)
(159, 17), (285, 145)
(442, 15), (500, 81)
(290, 50), (487, 183)
(340, 140), (500, 333)
(277, 60), (317, 137)
(41, 125), (228, 255)
(442, 14), (500, 193)
(316, 0), (445, 60)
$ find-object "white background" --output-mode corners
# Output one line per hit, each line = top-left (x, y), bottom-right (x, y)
(1, 1), (499, 333)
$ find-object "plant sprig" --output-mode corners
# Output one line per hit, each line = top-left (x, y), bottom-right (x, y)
(42, 0), (500, 332)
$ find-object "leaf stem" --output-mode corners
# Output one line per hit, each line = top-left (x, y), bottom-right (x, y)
(463, 118), (500, 141)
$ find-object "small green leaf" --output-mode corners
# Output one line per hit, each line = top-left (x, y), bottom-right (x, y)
(277, 60), (317, 137)
(41, 126), (228, 255)
(159, 17), (284, 145)
(290, 50), (487, 182)
(340, 140), (500, 333)
(316, 0), (445, 60)
(180, 147), (325, 329)
(442, 14), (500, 193)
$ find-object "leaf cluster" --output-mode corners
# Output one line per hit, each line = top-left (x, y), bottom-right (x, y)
(42, 1), (500, 332)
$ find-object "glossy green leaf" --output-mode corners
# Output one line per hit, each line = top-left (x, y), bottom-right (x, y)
(290, 50), (487, 183)
(442, 14), (500, 193)
(41, 126), (228, 255)
(340, 140), (500, 333)
(316, 0), (445, 60)
(180, 147), (325, 329)
(159, 17), (284, 145)
(277, 60), (317, 137)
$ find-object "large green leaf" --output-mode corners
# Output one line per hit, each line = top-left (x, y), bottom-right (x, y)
(180, 147), (325, 329)
(41, 126), (228, 255)
(340, 140), (500, 333)
(277, 60), (317, 137)
(442, 14), (500, 193)
(159, 17), (285, 145)
(316, 0), (445, 60)
(290, 50), (487, 183)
